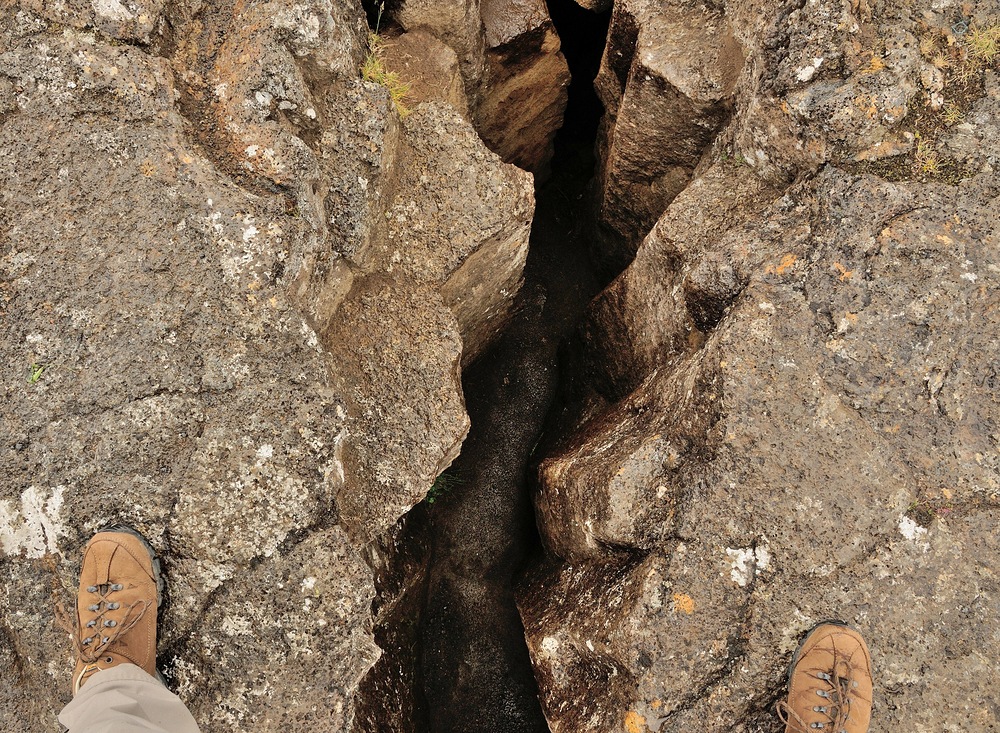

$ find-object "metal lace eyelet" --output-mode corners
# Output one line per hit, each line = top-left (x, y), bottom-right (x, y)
(88, 604), (101, 612)
(111, 583), (123, 591)
(86, 586), (98, 593)
(104, 620), (117, 627)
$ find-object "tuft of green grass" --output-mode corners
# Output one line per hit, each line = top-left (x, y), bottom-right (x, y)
(966, 23), (1000, 64)
(425, 470), (462, 504)
(28, 363), (46, 384)
(361, 2), (410, 118)
(913, 138), (945, 176)
(362, 32), (410, 118)
(942, 103), (964, 126)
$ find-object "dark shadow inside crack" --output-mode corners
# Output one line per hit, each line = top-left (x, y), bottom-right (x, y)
(352, 3), (611, 731)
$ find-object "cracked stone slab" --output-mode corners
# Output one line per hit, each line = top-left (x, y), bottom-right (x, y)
(523, 169), (1000, 733)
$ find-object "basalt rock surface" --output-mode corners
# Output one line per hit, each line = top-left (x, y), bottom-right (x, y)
(592, 0), (744, 271)
(590, 0), (1000, 272)
(522, 167), (1000, 732)
(530, 0), (1000, 726)
(0, 2), (531, 731)
(475, 0), (570, 176)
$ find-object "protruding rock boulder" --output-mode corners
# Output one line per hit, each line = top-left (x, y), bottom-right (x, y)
(393, 0), (487, 93)
(380, 103), (535, 363)
(381, 29), (470, 116)
(0, 2), (531, 731)
(592, 0), (745, 272)
(389, 0), (571, 175)
(476, 0), (571, 175)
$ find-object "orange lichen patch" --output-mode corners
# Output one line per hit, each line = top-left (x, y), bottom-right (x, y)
(651, 699), (664, 710)
(884, 424), (901, 434)
(625, 711), (647, 733)
(860, 54), (886, 74)
(941, 487), (954, 500)
(833, 262), (855, 281)
(672, 592), (695, 615)
(767, 253), (798, 275)
(139, 160), (158, 177)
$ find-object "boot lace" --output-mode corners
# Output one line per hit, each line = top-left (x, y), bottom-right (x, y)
(776, 668), (862, 732)
(66, 583), (152, 692)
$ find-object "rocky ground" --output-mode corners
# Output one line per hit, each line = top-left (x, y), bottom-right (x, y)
(1, 0), (997, 732)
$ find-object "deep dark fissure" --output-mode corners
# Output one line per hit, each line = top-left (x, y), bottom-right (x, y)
(354, 4), (611, 732)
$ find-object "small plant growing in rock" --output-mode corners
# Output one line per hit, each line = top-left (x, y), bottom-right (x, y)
(942, 103), (964, 125)
(27, 362), (45, 384)
(966, 23), (1000, 64)
(914, 138), (944, 176)
(362, 2), (410, 117)
(426, 470), (462, 504)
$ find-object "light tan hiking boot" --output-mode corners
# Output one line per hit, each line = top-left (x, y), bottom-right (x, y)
(777, 622), (873, 733)
(71, 527), (163, 694)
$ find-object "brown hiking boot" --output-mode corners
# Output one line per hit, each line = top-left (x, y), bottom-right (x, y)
(777, 622), (873, 733)
(71, 527), (163, 694)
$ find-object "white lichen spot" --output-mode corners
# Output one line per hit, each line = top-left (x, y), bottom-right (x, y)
(539, 636), (560, 656)
(758, 301), (776, 314)
(242, 225), (259, 243)
(898, 515), (929, 552)
(961, 272), (978, 282)
(245, 145), (259, 158)
(0, 485), (67, 558)
(299, 321), (320, 350)
(91, 0), (133, 22)
(301, 576), (317, 592)
(256, 444), (274, 462)
(220, 614), (253, 636)
(796, 57), (824, 82)
(727, 541), (771, 587)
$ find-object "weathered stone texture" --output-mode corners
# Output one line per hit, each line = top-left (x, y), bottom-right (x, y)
(476, 0), (570, 175)
(381, 103), (535, 363)
(590, 0), (1000, 271)
(390, 0), (570, 175)
(0, 1), (532, 730)
(380, 29), (469, 116)
(524, 170), (1000, 732)
(592, 0), (745, 270)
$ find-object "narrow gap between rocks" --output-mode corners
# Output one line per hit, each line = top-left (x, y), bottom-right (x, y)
(354, 4), (611, 732)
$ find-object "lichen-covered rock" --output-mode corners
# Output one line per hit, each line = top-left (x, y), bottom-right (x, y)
(0, 2), (531, 730)
(591, 0), (1000, 271)
(382, 103), (535, 363)
(523, 169), (1000, 732)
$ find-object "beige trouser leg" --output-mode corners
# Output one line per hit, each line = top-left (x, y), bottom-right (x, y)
(59, 664), (202, 733)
